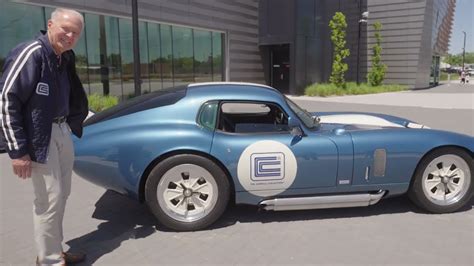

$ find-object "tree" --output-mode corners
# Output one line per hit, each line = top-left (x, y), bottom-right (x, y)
(367, 22), (387, 86)
(443, 52), (474, 66)
(329, 12), (350, 88)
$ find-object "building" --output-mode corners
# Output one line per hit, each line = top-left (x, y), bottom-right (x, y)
(0, 0), (455, 97)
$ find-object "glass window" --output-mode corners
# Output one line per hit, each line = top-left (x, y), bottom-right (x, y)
(139, 21), (150, 93)
(73, 17), (90, 93)
(198, 101), (218, 130)
(84, 14), (101, 95)
(160, 25), (173, 89)
(212, 32), (224, 81)
(296, 0), (315, 36)
(119, 18), (134, 99)
(0, 2), (226, 98)
(218, 102), (289, 133)
(0, 2), (44, 75)
(285, 96), (319, 130)
(194, 30), (212, 82)
(147, 23), (162, 91)
(173, 26), (194, 86)
(105, 16), (122, 97)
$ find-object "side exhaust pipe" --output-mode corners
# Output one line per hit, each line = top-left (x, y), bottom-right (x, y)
(260, 190), (386, 211)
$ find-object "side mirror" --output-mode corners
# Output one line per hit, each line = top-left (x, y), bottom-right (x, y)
(288, 117), (303, 137)
(288, 116), (299, 128)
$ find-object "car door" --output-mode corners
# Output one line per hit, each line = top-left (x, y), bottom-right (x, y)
(209, 101), (338, 197)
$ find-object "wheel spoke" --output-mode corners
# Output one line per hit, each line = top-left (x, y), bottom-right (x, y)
(427, 166), (442, 177)
(169, 192), (184, 201)
(177, 197), (186, 207)
(434, 184), (445, 197)
(184, 198), (191, 218)
(447, 182), (457, 194)
(426, 178), (441, 191)
(191, 195), (205, 208)
(448, 168), (460, 178)
(194, 183), (209, 192)
(189, 177), (200, 189)
(166, 188), (183, 194)
(448, 179), (460, 189)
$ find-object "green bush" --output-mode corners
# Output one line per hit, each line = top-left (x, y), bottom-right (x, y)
(304, 82), (407, 97)
(87, 94), (119, 112)
(440, 72), (459, 81)
(329, 12), (350, 88)
(367, 22), (387, 86)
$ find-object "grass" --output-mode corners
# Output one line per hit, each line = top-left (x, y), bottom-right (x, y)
(88, 94), (119, 112)
(439, 72), (459, 81)
(304, 82), (408, 97)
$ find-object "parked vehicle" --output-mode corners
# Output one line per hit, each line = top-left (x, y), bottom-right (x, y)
(73, 82), (474, 231)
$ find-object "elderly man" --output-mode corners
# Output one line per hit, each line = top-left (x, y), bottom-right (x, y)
(0, 8), (88, 265)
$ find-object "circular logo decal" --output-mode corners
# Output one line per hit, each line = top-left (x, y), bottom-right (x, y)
(237, 140), (297, 197)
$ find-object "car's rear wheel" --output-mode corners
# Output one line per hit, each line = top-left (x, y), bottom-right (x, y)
(145, 154), (230, 231)
(409, 147), (473, 213)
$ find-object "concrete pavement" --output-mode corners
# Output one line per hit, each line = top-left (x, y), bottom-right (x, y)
(288, 82), (474, 110)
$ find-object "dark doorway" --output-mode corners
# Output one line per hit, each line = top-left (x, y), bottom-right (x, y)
(270, 45), (290, 93)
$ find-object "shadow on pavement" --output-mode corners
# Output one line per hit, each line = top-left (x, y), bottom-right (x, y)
(67, 190), (474, 265)
(66, 190), (156, 265)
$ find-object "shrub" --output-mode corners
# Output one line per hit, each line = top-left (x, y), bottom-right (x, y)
(305, 82), (407, 97)
(87, 94), (119, 112)
(367, 22), (387, 86)
(329, 12), (350, 88)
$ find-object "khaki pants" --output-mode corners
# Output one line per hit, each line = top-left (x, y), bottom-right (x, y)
(31, 123), (74, 266)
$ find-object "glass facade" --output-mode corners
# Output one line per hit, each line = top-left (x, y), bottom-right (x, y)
(0, 1), (225, 99)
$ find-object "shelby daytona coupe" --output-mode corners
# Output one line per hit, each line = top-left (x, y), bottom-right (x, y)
(74, 82), (474, 231)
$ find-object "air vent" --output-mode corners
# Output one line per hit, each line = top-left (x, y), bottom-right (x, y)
(373, 149), (386, 177)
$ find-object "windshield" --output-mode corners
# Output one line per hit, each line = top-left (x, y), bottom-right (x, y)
(285, 96), (319, 129)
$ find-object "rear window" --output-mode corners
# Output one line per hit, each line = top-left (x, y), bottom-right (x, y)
(84, 86), (187, 126)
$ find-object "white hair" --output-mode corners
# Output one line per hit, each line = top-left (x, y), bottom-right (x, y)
(51, 8), (84, 29)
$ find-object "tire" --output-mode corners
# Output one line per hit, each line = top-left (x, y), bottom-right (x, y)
(145, 154), (230, 231)
(408, 147), (473, 213)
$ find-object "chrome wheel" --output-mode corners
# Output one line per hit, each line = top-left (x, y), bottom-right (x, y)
(157, 163), (218, 223)
(422, 154), (471, 206)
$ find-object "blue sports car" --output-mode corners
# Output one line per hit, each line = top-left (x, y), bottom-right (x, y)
(74, 82), (474, 231)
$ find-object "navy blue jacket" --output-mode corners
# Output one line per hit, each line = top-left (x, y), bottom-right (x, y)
(0, 32), (88, 163)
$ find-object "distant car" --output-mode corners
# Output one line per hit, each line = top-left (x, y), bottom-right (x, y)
(73, 82), (474, 231)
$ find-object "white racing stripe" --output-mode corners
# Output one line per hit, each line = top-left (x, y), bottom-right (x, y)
(319, 114), (404, 128)
(1, 41), (41, 150)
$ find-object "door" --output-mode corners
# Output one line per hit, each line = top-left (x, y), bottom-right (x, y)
(209, 101), (338, 197)
(270, 45), (290, 93)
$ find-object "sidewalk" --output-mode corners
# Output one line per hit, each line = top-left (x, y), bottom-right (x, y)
(288, 83), (474, 110)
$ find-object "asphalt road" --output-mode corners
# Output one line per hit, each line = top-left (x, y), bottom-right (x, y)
(1, 83), (473, 265)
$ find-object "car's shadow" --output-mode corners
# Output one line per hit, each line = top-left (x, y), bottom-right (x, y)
(67, 190), (474, 265)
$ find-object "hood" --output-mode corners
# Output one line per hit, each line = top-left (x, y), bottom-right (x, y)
(316, 112), (429, 129)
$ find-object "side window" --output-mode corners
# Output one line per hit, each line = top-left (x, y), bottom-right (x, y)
(198, 101), (218, 130)
(218, 102), (289, 133)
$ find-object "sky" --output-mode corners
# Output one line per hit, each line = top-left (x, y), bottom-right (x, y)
(449, 0), (474, 54)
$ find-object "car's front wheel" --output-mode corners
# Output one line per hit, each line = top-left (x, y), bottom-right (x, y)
(409, 147), (473, 213)
(145, 154), (230, 231)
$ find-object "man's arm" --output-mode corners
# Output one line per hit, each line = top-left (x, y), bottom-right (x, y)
(0, 42), (41, 177)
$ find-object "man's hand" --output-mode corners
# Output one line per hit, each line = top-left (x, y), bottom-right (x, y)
(12, 154), (32, 179)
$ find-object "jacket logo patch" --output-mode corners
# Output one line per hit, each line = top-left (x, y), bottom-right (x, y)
(36, 82), (49, 96)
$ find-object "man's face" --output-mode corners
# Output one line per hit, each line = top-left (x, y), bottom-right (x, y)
(47, 12), (83, 54)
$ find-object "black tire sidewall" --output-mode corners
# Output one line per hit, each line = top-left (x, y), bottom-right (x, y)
(409, 147), (474, 213)
(145, 154), (230, 231)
